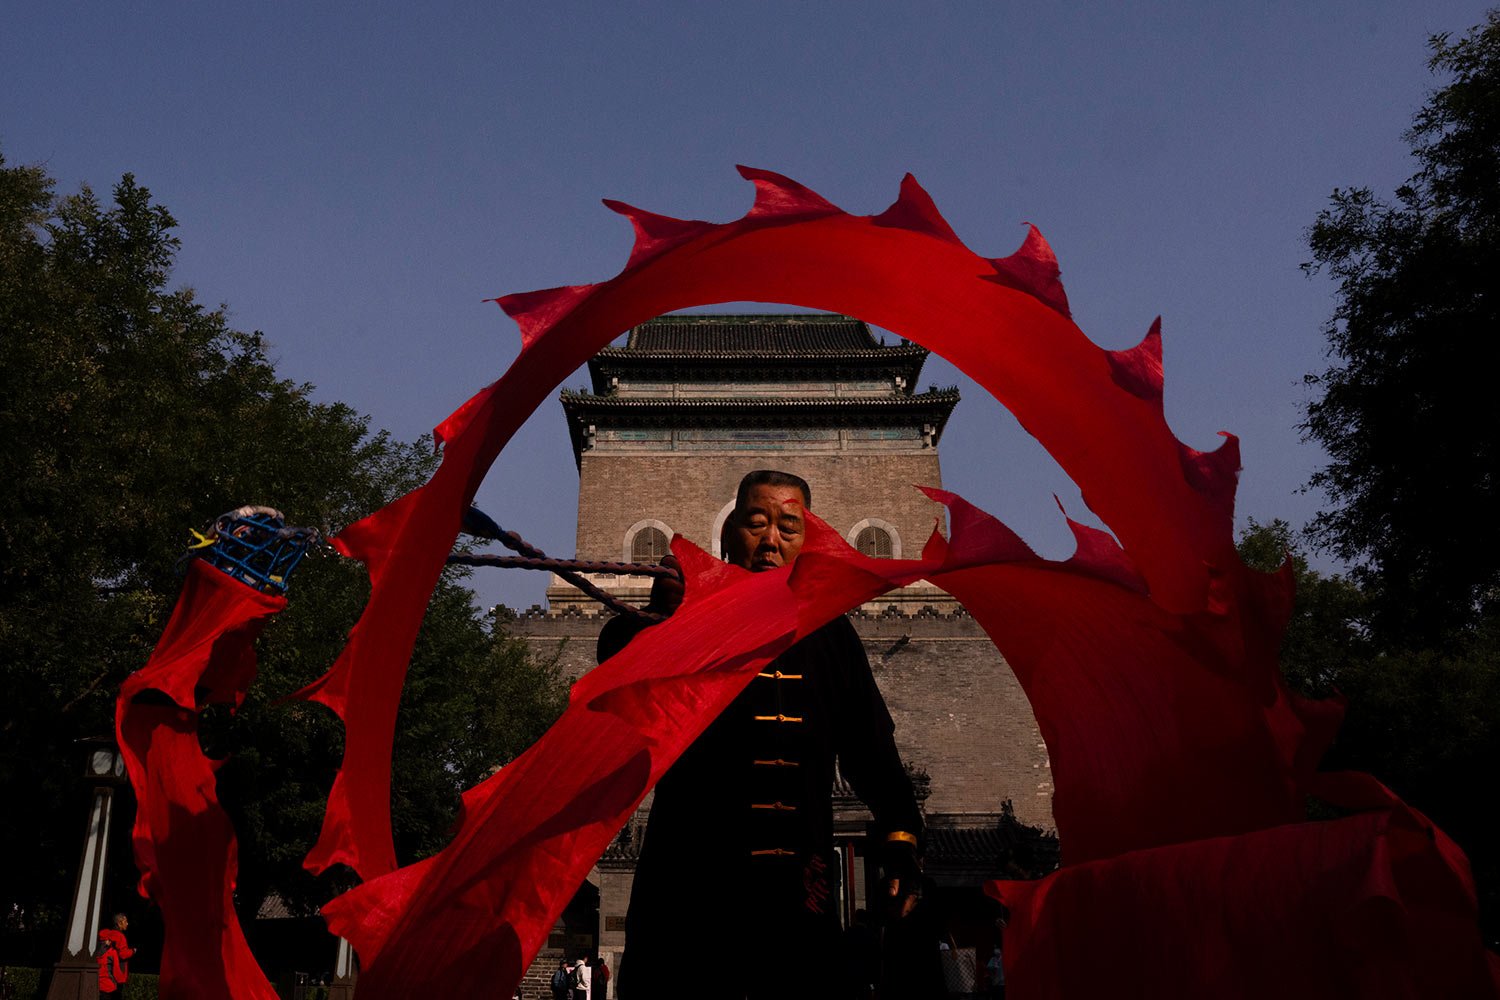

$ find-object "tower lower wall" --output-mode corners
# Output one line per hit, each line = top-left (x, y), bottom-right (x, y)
(512, 608), (1053, 829)
(575, 450), (945, 563)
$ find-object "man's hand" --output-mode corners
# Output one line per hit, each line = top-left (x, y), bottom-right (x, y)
(645, 554), (684, 616)
(877, 836), (921, 905)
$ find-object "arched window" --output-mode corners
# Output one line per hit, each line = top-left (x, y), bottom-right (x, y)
(630, 525), (671, 562)
(856, 525), (894, 559)
(847, 518), (903, 559)
(710, 499), (737, 560)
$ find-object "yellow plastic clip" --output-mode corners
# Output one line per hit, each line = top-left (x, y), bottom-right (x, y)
(186, 528), (217, 550)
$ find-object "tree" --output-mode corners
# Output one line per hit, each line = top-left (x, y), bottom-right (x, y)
(1239, 519), (1500, 943)
(1301, 10), (1500, 647)
(0, 152), (567, 968)
(218, 571), (567, 927)
(1236, 518), (1371, 698)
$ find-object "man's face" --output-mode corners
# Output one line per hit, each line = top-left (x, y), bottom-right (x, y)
(726, 484), (807, 571)
(115, 915), (128, 931)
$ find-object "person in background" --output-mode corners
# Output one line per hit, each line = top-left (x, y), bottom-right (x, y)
(593, 956), (610, 999)
(96, 912), (134, 995)
(986, 945), (1005, 999)
(573, 957), (591, 1000)
(551, 958), (573, 1000)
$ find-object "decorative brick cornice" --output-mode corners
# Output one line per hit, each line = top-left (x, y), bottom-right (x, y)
(586, 313), (932, 395)
(559, 389), (960, 465)
(561, 389), (959, 410)
(513, 605), (975, 625)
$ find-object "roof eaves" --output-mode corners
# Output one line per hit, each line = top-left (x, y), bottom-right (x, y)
(559, 389), (960, 408)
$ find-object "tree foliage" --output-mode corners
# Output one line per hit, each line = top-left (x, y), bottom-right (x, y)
(0, 153), (567, 966)
(1239, 519), (1500, 943)
(1302, 10), (1500, 646)
(1236, 519), (1370, 698)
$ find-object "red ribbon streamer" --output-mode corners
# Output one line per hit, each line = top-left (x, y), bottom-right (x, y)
(121, 168), (1498, 998)
(117, 560), (283, 999)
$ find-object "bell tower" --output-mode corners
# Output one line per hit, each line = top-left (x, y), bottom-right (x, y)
(548, 312), (960, 613)
(512, 312), (1055, 989)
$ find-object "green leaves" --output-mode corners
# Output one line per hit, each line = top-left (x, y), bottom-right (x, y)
(1238, 518), (1500, 941)
(0, 151), (566, 962)
(1302, 11), (1500, 648)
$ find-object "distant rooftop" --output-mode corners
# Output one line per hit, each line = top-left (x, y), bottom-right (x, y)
(613, 313), (909, 357)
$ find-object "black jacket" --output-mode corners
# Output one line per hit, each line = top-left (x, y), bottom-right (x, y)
(598, 612), (921, 998)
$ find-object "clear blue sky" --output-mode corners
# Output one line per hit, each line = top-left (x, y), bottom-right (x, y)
(5, 2), (1490, 611)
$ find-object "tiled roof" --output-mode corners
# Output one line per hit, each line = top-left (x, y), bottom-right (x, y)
(588, 314), (930, 393)
(256, 893), (296, 919)
(833, 762), (931, 804)
(615, 314), (898, 356)
(560, 388), (960, 411)
(925, 826), (1004, 865)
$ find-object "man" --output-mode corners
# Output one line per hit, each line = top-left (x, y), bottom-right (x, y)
(592, 956), (610, 999)
(986, 945), (1006, 999)
(96, 912), (134, 994)
(572, 957), (591, 1000)
(551, 958), (572, 1000)
(599, 471), (923, 999)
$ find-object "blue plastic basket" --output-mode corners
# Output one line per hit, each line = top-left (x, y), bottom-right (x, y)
(192, 506), (321, 594)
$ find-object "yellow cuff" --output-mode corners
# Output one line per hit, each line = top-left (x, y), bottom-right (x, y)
(885, 830), (919, 847)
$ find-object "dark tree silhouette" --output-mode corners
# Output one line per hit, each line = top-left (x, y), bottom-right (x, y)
(1302, 10), (1500, 647)
(0, 153), (567, 969)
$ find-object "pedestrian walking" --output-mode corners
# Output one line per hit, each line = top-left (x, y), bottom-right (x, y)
(96, 913), (135, 995)
(986, 946), (1005, 999)
(550, 959), (572, 1000)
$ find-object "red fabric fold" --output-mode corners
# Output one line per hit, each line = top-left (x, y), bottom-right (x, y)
(299, 165), (1248, 887)
(116, 560), (283, 999)
(988, 803), (1496, 1000)
(321, 517), (912, 995)
(315, 168), (1494, 995)
(123, 168), (1497, 997)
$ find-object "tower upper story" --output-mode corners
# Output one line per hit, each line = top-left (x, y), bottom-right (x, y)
(551, 312), (959, 608)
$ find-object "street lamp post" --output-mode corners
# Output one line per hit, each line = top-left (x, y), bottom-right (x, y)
(328, 935), (357, 999)
(46, 737), (127, 1000)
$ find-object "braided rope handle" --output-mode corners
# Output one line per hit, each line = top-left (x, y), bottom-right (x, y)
(456, 507), (676, 621)
(446, 553), (679, 578)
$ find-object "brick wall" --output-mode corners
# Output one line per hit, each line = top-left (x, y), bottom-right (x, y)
(853, 612), (1052, 828)
(574, 450), (945, 562)
(513, 609), (1053, 830)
